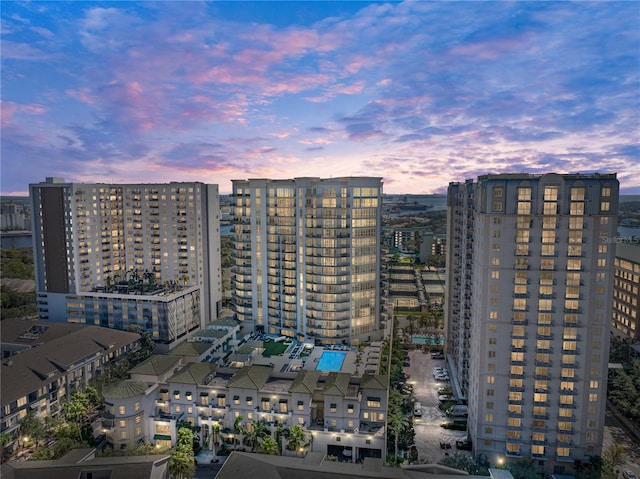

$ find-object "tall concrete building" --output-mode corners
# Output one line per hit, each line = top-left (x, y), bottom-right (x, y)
(445, 173), (619, 475)
(611, 241), (640, 341)
(29, 178), (222, 351)
(231, 177), (383, 346)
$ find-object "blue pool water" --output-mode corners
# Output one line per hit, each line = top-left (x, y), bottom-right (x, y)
(316, 351), (347, 372)
(411, 336), (444, 345)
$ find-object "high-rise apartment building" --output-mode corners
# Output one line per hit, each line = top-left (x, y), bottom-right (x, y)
(30, 178), (222, 351)
(231, 177), (382, 345)
(445, 173), (619, 474)
(611, 241), (640, 341)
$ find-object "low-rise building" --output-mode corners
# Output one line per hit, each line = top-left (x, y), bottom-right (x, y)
(101, 359), (389, 462)
(0, 319), (140, 457)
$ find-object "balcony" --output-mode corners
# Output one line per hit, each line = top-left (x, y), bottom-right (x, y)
(504, 449), (523, 458)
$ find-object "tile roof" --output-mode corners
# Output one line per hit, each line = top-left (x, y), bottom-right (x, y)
(360, 374), (389, 390)
(321, 372), (351, 397)
(289, 370), (321, 394)
(169, 341), (210, 357)
(227, 364), (273, 390)
(169, 362), (217, 385)
(1, 319), (139, 406)
(127, 354), (181, 376)
(102, 380), (149, 400)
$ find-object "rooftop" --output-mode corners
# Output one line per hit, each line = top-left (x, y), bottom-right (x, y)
(1, 319), (140, 406)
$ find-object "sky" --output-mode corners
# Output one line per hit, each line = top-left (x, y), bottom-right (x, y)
(1, 1), (639, 196)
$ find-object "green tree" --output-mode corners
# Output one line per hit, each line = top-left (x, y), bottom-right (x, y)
(439, 452), (490, 476)
(211, 422), (220, 456)
(169, 449), (195, 479)
(233, 415), (244, 450)
(19, 410), (45, 447)
(1, 432), (12, 462)
(258, 436), (280, 455)
(501, 459), (542, 479)
(284, 425), (311, 456)
(64, 393), (89, 440)
(387, 409), (409, 461)
(602, 443), (627, 471)
(245, 419), (270, 452)
(169, 427), (195, 479)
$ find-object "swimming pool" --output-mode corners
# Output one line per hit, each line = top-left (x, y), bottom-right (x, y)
(316, 351), (347, 372)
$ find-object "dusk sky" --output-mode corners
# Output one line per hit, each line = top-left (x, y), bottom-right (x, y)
(2, 1), (639, 196)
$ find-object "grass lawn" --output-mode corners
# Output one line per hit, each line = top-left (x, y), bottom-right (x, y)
(262, 341), (288, 357)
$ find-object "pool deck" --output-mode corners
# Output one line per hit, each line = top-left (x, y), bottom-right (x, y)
(251, 341), (382, 376)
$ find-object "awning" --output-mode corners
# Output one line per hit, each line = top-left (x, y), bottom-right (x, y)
(233, 395), (240, 401)
(279, 399), (287, 403)
(154, 434), (171, 441)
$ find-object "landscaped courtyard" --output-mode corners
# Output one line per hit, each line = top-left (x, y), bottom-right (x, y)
(262, 340), (289, 357)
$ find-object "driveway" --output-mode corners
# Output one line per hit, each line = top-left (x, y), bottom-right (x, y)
(405, 348), (467, 463)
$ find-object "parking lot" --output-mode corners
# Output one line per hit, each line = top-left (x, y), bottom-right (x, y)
(405, 348), (468, 463)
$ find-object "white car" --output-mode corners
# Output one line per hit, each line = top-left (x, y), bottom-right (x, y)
(435, 373), (449, 381)
(414, 402), (422, 417)
(623, 471), (637, 479)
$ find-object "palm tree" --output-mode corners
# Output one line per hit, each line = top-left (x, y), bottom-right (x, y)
(233, 415), (244, 451)
(245, 419), (270, 452)
(387, 409), (409, 462)
(258, 436), (280, 455)
(284, 425), (311, 456)
(406, 314), (416, 337)
(275, 423), (284, 454)
(211, 422), (220, 457)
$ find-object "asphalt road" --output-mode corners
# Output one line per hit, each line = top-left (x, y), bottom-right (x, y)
(405, 348), (467, 464)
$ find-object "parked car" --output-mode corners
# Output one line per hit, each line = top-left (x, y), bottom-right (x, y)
(431, 352), (445, 359)
(623, 471), (637, 479)
(440, 441), (452, 449)
(446, 405), (468, 418)
(456, 439), (472, 451)
(440, 420), (467, 431)
(435, 373), (449, 381)
(414, 402), (422, 417)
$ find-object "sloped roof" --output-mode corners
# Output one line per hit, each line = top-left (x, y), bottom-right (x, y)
(361, 374), (389, 390)
(128, 354), (181, 377)
(289, 370), (320, 394)
(169, 341), (210, 357)
(321, 372), (351, 397)
(169, 362), (217, 385)
(0, 319), (139, 406)
(227, 364), (273, 389)
(103, 381), (149, 400)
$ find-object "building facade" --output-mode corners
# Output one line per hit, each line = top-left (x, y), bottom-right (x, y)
(0, 319), (140, 456)
(446, 173), (619, 474)
(231, 177), (383, 346)
(102, 360), (388, 461)
(29, 178), (222, 350)
(611, 241), (640, 341)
